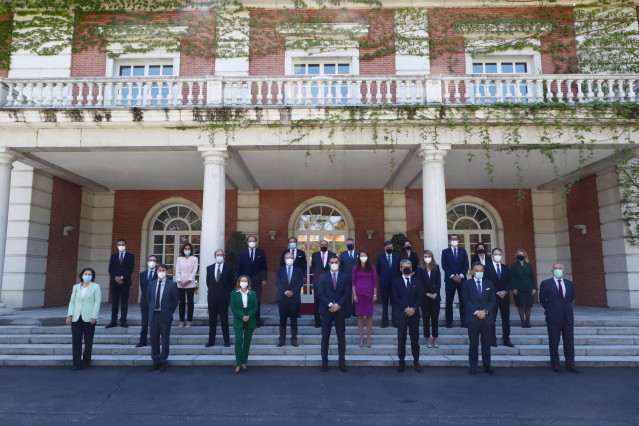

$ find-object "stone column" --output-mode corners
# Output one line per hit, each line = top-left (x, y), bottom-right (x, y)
(195, 146), (229, 312)
(0, 149), (15, 308)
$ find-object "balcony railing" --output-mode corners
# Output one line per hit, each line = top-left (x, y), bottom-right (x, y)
(0, 74), (637, 109)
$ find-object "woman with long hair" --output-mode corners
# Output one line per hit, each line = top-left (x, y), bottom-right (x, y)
(230, 275), (258, 374)
(351, 250), (377, 348)
(416, 250), (442, 348)
(510, 248), (537, 328)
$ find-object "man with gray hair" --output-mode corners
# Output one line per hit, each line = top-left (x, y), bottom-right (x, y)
(391, 259), (423, 373)
(539, 263), (578, 373)
(205, 249), (233, 348)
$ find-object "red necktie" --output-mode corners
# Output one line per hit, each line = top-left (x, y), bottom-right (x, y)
(558, 279), (564, 298)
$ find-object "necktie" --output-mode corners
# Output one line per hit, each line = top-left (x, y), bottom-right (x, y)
(558, 279), (564, 298)
(322, 252), (325, 267)
(453, 248), (457, 259)
(388, 255), (392, 267)
(250, 249), (254, 262)
(148, 270), (152, 281)
(405, 277), (410, 288)
(332, 273), (337, 290)
(350, 251), (353, 260)
(496, 264), (501, 279)
(217, 265), (222, 281)
(155, 280), (162, 310)
(476, 280), (482, 295)
(287, 266), (292, 284)
(119, 252), (124, 264)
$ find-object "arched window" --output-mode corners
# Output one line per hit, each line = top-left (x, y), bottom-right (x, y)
(447, 203), (496, 264)
(149, 205), (201, 280)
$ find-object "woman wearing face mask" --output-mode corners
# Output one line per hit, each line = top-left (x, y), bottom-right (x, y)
(416, 250), (442, 348)
(510, 249), (537, 328)
(470, 242), (491, 267)
(230, 275), (258, 375)
(66, 268), (101, 371)
(175, 242), (198, 327)
(352, 250), (377, 348)
(401, 240), (419, 272)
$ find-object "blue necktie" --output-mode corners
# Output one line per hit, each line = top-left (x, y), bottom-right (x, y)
(148, 270), (152, 281)
(476, 280), (482, 295)
(287, 267), (292, 284)
(332, 273), (337, 290)
(388, 255), (392, 267)
(496, 264), (501, 279)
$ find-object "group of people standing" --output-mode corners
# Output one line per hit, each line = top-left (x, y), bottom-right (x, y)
(66, 234), (578, 376)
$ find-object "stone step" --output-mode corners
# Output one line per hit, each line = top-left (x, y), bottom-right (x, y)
(0, 354), (637, 368)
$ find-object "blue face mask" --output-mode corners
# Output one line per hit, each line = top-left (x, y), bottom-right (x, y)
(82, 275), (92, 282)
(554, 269), (563, 279)
(216, 256), (224, 264)
(475, 272), (484, 280)
(289, 242), (296, 249)
(184, 250), (191, 256)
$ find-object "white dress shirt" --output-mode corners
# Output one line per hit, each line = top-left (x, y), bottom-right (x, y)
(240, 290), (248, 308)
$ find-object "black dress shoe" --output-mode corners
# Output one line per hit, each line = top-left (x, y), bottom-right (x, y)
(105, 323), (117, 329)
(553, 367), (563, 373)
(445, 324), (452, 329)
(461, 323), (468, 328)
(339, 365), (348, 373)
(397, 362), (406, 373)
(469, 368), (477, 375)
(120, 322), (128, 328)
(504, 341), (515, 348)
(414, 363), (423, 373)
(314, 324), (322, 329)
(484, 367), (496, 375)
(321, 365), (328, 372)
(135, 343), (147, 348)
(71, 366), (81, 371)
(566, 366), (580, 374)
(160, 364), (168, 372)
(491, 343), (498, 348)
(277, 340), (285, 348)
(224, 342), (231, 348)
(148, 365), (160, 372)
(291, 338), (299, 347)
(204, 342), (214, 348)
(381, 323), (389, 329)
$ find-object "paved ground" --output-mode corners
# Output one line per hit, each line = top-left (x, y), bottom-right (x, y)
(0, 366), (637, 425)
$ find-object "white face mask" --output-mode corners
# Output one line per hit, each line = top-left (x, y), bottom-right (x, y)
(493, 255), (502, 263)
(240, 281), (249, 289)
(330, 263), (339, 272)
(285, 258), (294, 266)
(450, 241), (458, 247)
(117, 245), (126, 252)
(248, 241), (256, 248)
(475, 272), (484, 280)
(157, 272), (167, 280)
(424, 257), (432, 264)
(147, 261), (156, 269)
(360, 256), (368, 263)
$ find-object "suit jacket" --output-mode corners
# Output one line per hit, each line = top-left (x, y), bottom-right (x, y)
(236, 248), (268, 283)
(317, 271), (349, 314)
(376, 252), (401, 289)
(400, 251), (420, 270)
(67, 282), (101, 321)
(147, 279), (179, 324)
(539, 278), (574, 325)
(470, 253), (492, 267)
(391, 275), (423, 323)
(206, 263), (234, 305)
(415, 266), (442, 301)
(484, 262), (510, 292)
(339, 250), (360, 284)
(108, 251), (135, 287)
(311, 250), (335, 285)
(279, 248), (307, 272)
(139, 269), (157, 308)
(510, 261), (537, 291)
(275, 266), (304, 304)
(441, 247), (469, 285)
(462, 278), (496, 324)
(230, 290), (258, 330)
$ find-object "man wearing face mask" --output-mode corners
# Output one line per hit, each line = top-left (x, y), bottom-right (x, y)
(376, 241), (401, 328)
(147, 264), (179, 372)
(311, 240), (335, 328)
(237, 235), (268, 327)
(276, 252), (304, 347)
(318, 256), (349, 372)
(462, 262), (496, 375)
(136, 255), (158, 347)
(205, 249), (234, 348)
(441, 234), (469, 328)
(483, 248), (514, 348)
(391, 260), (423, 373)
(106, 238), (135, 328)
(279, 237), (307, 272)
(539, 263), (578, 374)
(339, 238), (359, 318)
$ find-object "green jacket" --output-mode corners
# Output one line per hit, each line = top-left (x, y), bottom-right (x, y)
(67, 282), (101, 321)
(230, 290), (258, 330)
(509, 261), (537, 291)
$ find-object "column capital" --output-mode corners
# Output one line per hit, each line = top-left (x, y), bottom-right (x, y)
(198, 145), (229, 164)
(418, 144), (450, 164)
(0, 147), (16, 167)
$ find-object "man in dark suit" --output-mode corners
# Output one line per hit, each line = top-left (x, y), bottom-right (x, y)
(107, 238), (135, 328)
(236, 235), (268, 327)
(136, 255), (157, 347)
(318, 256), (349, 372)
(147, 264), (179, 372)
(276, 252), (304, 347)
(462, 262), (497, 375)
(376, 240), (401, 328)
(441, 234), (469, 328)
(311, 240), (335, 328)
(339, 237), (359, 318)
(484, 247), (514, 348)
(392, 259), (423, 373)
(539, 263), (578, 374)
(279, 236), (307, 272)
(205, 249), (234, 348)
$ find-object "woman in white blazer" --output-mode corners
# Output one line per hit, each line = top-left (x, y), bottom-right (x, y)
(66, 268), (101, 371)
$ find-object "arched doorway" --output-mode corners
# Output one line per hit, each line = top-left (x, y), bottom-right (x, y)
(446, 202), (497, 265)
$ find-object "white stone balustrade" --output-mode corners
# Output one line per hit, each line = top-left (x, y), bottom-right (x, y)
(0, 74), (637, 108)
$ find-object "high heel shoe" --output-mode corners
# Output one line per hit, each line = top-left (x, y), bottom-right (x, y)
(366, 338), (371, 348)
(359, 339), (364, 348)
(234, 367), (241, 375)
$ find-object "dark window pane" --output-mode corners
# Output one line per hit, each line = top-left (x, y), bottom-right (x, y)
(190, 220), (201, 231)
(455, 218), (479, 230)
(338, 64), (349, 74)
(153, 220), (164, 230)
(167, 219), (189, 231)
(515, 63), (527, 73)
(119, 66), (131, 76)
(166, 207), (179, 218)
(157, 211), (170, 225)
(133, 66), (145, 76)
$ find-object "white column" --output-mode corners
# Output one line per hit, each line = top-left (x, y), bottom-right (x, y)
(419, 144), (450, 263)
(0, 149), (15, 308)
(196, 146), (229, 310)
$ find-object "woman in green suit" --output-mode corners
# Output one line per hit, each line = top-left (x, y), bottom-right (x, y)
(66, 268), (101, 371)
(230, 275), (258, 375)
(510, 249), (537, 328)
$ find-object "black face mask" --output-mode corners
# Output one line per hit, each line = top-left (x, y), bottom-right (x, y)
(517, 254), (525, 261)
(346, 244), (354, 251)
(405, 246), (412, 252)
(320, 246), (328, 252)
(477, 249), (485, 254)
(385, 248), (393, 254)
(402, 267), (412, 275)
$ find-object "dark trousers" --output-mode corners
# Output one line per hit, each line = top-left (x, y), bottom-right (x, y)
(547, 320), (575, 369)
(253, 281), (263, 326)
(278, 300), (300, 337)
(178, 288), (195, 322)
(421, 298), (440, 338)
(208, 297), (230, 344)
(150, 314), (172, 365)
(445, 281), (465, 325)
(468, 318), (493, 369)
(380, 284), (391, 325)
(110, 283), (130, 324)
(139, 302), (149, 345)
(313, 284), (321, 326)
(492, 295), (511, 344)
(396, 315), (420, 363)
(321, 310), (346, 366)
(71, 317), (95, 368)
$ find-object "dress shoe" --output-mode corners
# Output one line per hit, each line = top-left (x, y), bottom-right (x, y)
(504, 341), (515, 348)
(414, 363), (423, 374)
(159, 363), (168, 372)
(105, 323), (117, 329)
(339, 365), (348, 373)
(552, 367), (563, 373)
(234, 367), (241, 375)
(291, 338), (299, 347)
(277, 340), (285, 348)
(71, 366), (81, 371)
(314, 324), (322, 329)
(445, 324), (453, 329)
(484, 367), (496, 375)
(135, 342), (147, 348)
(120, 322), (128, 328)
(224, 342), (231, 348)
(491, 343), (498, 348)
(241, 365), (248, 371)
(204, 342), (214, 348)
(381, 323), (389, 329)
(397, 362), (406, 373)
(148, 364), (160, 372)
(566, 366), (580, 374)
(321, 365), (328, 373)
(469, 368), (477, 375)
(461, 323), (468, 328)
